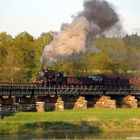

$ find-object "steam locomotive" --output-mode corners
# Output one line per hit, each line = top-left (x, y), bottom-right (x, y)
(35, 69), (140, 89)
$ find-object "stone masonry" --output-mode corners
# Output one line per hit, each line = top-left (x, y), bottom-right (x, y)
(74, 96), (87, 109)
(122, 95), (138, 108)
(55, 96), (64, 111)
(36, 102), (45, 112)
(94, 96), (116, 108)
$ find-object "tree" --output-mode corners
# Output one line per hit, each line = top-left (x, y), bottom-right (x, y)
(96, 37), (130, 73)
(91, 52), (113, 73)
(33, 32), (53, 78)
(123, 34), (140, 48)
(14, 32), (35, 81)
(127, 47), (140, 72)
(2, 46), (26, 82)
(0, 32), (13, 66)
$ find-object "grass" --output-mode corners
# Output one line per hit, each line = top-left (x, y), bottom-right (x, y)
(0, 108), (140, 133)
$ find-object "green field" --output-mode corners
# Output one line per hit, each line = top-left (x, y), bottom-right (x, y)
(0, 108), (140, 133)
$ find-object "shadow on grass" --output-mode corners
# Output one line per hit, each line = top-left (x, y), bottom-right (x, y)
(0, 112), (15, 120)
(19, 121), (102, 133)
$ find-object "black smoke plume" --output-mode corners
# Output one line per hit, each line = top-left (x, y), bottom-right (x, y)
(41, 0), (121, 68)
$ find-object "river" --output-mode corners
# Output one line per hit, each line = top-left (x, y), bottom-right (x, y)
(0, 132), (140, 140)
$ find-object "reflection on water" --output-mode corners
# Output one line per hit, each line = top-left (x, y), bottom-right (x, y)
(0, 132), (140, 140)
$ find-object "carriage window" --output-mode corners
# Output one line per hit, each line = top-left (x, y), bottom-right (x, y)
(89, 76), (103, 82)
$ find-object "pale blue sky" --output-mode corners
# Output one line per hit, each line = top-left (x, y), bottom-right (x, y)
(0, 0), (140, 37)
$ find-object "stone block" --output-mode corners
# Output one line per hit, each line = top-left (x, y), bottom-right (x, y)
(55, 101), (64, 111)
(36, 102), (45, 112)
(74, 96), (87, 109)
(95, 96), (116, 108)
(122, 95), (137, 108)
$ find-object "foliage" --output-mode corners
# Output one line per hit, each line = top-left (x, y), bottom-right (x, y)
(0, 31), (140, 82)
(123, 33), (140, 48)
(33, 32), (53, 78)
(0, 31), (53, 82)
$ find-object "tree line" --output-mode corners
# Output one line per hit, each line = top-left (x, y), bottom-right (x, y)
(0, 32), (140, 82)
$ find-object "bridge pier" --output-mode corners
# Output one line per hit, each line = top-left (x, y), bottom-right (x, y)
(36, 102), (45, 112)
(55, 96), (64, 111)
(94, 96), (116, 108)
(122, 95), (138, 108)
(74, 96), (87, 109)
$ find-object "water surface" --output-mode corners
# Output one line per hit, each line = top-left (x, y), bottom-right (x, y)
(0, 132), (140, 140)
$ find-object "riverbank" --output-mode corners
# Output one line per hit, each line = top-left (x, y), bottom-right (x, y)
(0, 108), (140, 133)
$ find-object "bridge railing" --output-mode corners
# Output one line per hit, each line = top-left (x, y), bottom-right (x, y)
(0, 82), (137, 91)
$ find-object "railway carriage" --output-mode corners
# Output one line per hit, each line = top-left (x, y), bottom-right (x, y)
(35, 69), (140, 89)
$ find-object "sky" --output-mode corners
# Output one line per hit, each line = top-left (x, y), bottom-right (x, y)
(0, 0), (140, 38)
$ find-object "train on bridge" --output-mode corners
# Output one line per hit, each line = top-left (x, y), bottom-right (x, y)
(0, 69), (140, 112)
(35, 69), (140, 89)
(0, 69), (140, 97)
